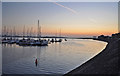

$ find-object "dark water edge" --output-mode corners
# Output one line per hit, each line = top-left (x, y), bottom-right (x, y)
(63, 38), (120, 76)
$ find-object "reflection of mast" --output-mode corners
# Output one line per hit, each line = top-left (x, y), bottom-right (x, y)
(35, 47), (38, 67)
(35, 46), (41, 67)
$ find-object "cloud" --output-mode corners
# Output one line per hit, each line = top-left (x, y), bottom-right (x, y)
(48, 0), (78, 15)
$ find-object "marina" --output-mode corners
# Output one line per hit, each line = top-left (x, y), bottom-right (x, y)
(2, 20), (64, 46)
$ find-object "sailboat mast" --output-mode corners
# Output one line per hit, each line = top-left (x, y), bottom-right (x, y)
(59, 29), (61, 38)
(3, 26), (6, 37)
(40, 22), (41, 39)
(23, 25), (25, 39)
(10, 28), (12, 39)
(38, 20), (39, 37)
(13, 26), (16, 36)
(55, 30), (57, 40)
(13, 26), (16, 39)
(7, 27), (9, 37)
(38, 20), (41, 39)
(30, 27), (33, 38)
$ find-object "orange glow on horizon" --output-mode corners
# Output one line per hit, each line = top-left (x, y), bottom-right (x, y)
(15, 27), (117, 36)
(11, 24), (118, 37)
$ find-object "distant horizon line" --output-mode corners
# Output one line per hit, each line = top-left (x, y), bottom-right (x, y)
(0, 34), (115, 38)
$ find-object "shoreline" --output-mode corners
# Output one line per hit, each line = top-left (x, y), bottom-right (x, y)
(63, 38), (119, 75)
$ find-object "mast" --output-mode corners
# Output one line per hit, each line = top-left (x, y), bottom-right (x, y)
(10, 28), (12, 40)
(27, 28), (29, 38)
(30, 27), (33, 39)
(13, 26), (16, 39)
(6, 27), (9, 38)
(40, 21), (41, 39)
(59, 29), (61, 38)
(3, 26), (6, 37)
(23, 25), (25, 39)
(38, 20), (41, 40)
(59, 28), (62, 42)
(38, 20), (39, 39)
(4, 26), (6, 37)
(55, 30), (57, 41)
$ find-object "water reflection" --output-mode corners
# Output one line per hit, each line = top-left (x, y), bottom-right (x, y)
(2, 39), (107, 74)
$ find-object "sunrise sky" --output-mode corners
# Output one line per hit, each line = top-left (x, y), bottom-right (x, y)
(2, 2), (118, 37)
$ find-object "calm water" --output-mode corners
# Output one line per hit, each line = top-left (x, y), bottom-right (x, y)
(2, 39), (107, 74)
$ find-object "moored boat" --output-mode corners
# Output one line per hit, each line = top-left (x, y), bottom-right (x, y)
(2, 38), (9, 43)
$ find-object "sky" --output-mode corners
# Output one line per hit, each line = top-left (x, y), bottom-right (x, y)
(2, 2), (118, 37)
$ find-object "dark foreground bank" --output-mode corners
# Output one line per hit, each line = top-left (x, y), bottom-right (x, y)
(64, 38), (120, 76)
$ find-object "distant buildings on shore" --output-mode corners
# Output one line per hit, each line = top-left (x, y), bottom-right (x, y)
(98, 33), (120, 39)
(111, 33), (120, 38)
(97, 33), (120, 41)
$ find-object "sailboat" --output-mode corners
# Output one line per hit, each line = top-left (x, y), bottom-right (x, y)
(2, 26), (8, 43)
(18, 25), (28, 46)
(35, 20), (48, 46)
(35, 20), (41, 46)
(29, 27), (36, 46)
(8, 27), (16, 44)
(54, 29), (62, 42)
(58, 29), (62, 42)
(55, 31), (58, 42)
